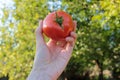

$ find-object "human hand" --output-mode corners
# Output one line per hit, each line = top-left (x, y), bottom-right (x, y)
(27, 20), (77, 80)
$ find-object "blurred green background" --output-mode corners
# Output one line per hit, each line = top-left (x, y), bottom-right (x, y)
(0, 0), (120, 80)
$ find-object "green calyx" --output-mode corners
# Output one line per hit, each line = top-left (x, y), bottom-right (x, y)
(55, 12), (63, 28)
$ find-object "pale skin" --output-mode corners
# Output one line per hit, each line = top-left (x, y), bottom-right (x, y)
(27, 20), (77, 80)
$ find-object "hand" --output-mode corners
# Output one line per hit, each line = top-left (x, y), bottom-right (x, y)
(27, 20), (77, 80)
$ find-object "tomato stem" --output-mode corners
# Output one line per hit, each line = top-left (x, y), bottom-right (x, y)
(55, 12), (63, 28)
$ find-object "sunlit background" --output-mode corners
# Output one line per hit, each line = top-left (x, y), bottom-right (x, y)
(0, 0), (120, 80)
(0, 0), (14, 26)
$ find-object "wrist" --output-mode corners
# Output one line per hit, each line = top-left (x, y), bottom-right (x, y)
(27, 69), (52, 80)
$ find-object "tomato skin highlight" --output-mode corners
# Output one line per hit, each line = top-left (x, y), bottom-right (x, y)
(43, 10), (74, 41)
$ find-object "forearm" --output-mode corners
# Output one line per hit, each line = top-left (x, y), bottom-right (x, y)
(27, 69), (52, 80)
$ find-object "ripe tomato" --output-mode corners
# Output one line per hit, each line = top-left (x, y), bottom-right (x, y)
(43, 10), (74, 41)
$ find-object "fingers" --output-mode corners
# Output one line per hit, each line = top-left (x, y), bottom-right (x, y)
(66, 37), (74, 42)
(65, 32), (77, 43)
(71, 32), (77, 39)
(64, 31), (77, 53)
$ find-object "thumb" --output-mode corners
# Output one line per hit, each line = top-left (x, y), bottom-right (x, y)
(35, 20), (46, 50)
(65, 42), (74, 54)
(35, 20), (43, 36)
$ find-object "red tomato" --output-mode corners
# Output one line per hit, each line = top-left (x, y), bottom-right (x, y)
(43, 10), (74, 41)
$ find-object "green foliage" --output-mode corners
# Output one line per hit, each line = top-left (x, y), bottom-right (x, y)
(0, 0), (120, 80)
(0, 0), (49, 80)
(62, 0), (120, 79)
